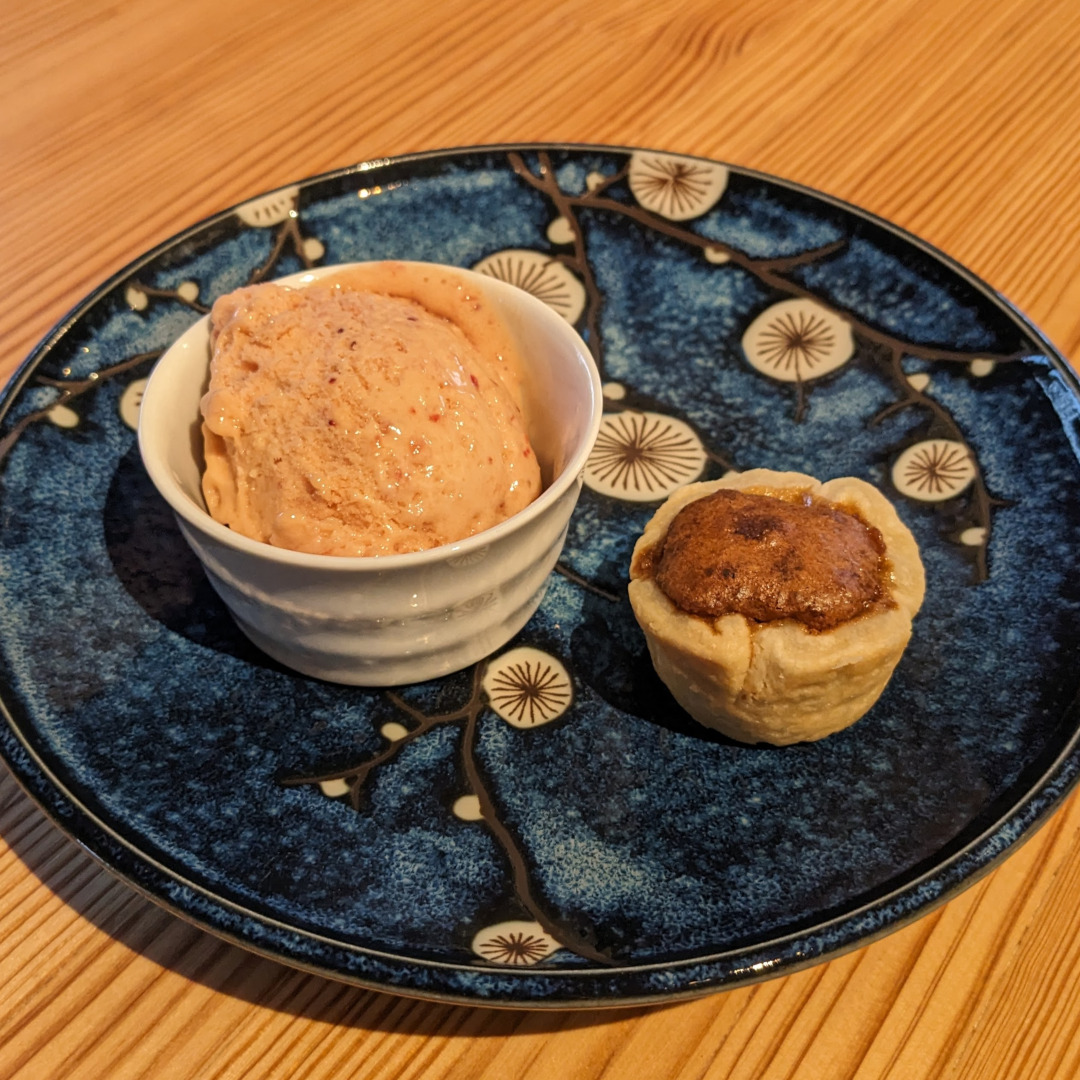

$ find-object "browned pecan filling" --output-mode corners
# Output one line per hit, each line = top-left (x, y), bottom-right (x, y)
(646, 488), (889, 631)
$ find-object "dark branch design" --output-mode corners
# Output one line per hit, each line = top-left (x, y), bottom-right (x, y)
(554, 562), (621, 602)
(283, 678), (478, 813)
(509, 152), (613, 370)
(247, 215), (320, 285)
(869, 344), (1006, 581)
(508, 149), (1021, 581)
(125, 281), (210, 315)
(510, 151), (1026, 375)
(280, 662), (614, 966)
(0, 348), (162, 466)
(2, 197), (326, 469)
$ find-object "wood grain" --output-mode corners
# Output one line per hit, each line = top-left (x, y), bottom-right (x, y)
(1, 0), (1079, 1076)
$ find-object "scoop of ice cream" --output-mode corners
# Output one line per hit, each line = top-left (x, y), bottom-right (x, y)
(199, 266), (542, 556)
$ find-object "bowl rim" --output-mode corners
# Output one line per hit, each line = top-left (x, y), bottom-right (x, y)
(137, 261), (603, 571)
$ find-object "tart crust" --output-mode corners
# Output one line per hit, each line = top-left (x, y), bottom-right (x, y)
(627, 469), (926, 745)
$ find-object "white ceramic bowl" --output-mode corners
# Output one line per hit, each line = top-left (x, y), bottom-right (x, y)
(138, 262), (602, 685)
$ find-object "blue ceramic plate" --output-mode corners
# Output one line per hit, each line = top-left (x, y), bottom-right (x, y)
(1, 145), (1079, 1007)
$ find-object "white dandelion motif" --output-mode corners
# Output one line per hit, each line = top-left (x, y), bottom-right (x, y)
(472, 250), (586, 324)
(471, 921), (561, 965)
(627, 152), (728, 221)
(742, 298), (854, 383)
(583, 411), (707, 501)
(892, 439), (977, 501)
(235, 185), (300, 227)
(482, 647), (572, 729)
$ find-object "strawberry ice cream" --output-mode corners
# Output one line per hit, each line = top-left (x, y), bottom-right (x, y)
(199, 263), (542, 556)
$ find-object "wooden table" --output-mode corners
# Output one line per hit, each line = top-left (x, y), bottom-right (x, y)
(2, 0), (1079, 1076)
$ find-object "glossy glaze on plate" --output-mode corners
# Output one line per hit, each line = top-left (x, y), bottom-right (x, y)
(1, 145), (1079, 1006)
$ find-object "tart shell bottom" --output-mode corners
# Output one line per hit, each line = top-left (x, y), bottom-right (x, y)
(627, 469), (927, 746)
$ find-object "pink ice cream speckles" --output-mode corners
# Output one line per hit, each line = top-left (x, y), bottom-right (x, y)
(199, 265), (542, 556)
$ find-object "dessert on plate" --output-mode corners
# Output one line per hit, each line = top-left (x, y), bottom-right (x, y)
(628, 468), (926, 745)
